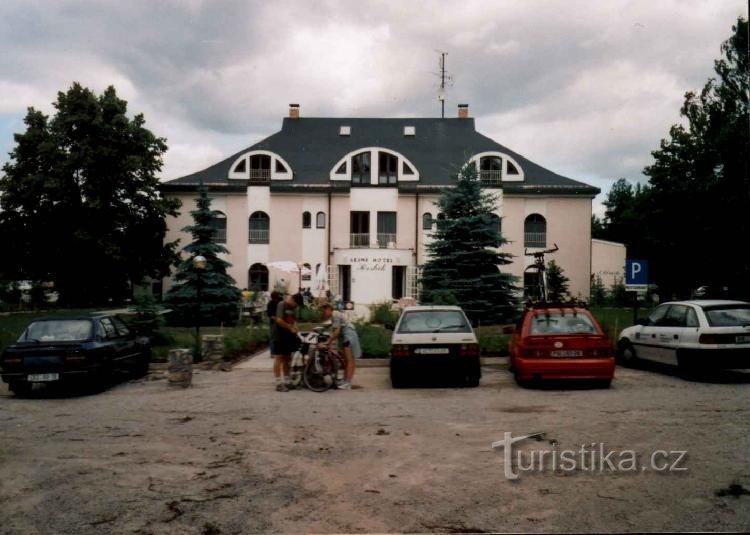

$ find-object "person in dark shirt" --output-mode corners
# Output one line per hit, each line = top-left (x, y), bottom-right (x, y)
(266, 291), (282, 357)
(271, 293), (303, 391)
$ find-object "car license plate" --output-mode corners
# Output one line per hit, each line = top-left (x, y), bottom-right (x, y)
(737, 335), (750, 344)
(27, 373), (59, 382)
(550, 350), (583, 357)
(416, 348), (450, 355)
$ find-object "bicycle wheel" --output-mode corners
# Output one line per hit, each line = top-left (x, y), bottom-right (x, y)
(303, 354), (334, 392)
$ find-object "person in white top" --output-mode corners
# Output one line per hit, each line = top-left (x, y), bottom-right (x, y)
(320, 303), (361, 389)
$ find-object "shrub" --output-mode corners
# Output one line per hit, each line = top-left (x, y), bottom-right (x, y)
(475, 327), (509, 356)
(368, 301), (400, 325)
(298, 305), (322, 323)
(354, 322), (392, 358)
(224, 325), (269, 359)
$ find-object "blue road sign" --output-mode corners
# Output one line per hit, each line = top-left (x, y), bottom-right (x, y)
(625, 259), (649, 285)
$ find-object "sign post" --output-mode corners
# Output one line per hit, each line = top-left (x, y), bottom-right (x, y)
(625, 259), (649, 324)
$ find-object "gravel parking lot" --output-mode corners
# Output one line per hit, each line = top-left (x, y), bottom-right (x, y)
(1, 357), (749, 534)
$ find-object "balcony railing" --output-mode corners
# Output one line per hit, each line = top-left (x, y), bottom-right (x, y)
(249, 169), (271, 185)
(350, 233), (370, 248)
(212, 229), (227, 243)
(524, 232), (547, 248)
(249, 229), (269, 244)
(377, 233), (397, 248)
(480, 170), (502, 185)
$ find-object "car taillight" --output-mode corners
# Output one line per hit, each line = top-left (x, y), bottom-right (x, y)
(589, 347), (613, 357)
(391, 345), (410, 357)
(521, 348), (547, 358)
(698, 334), (734, 344)
(459, 343), (480, 357)
(2, 357), (22, 364)
(65, 354), (87, 362)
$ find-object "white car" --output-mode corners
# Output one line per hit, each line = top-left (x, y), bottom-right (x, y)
(617, 300), (750, 375)
(389, 305), (480, 388)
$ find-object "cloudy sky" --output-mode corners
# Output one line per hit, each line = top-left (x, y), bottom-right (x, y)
(0, 0), (746, 212)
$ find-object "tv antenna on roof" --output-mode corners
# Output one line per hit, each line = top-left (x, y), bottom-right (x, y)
(434, 50), (453, 118)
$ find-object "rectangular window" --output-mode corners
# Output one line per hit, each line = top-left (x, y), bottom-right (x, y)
(350, 211), (370, 247)
(352, 152), (371, 185)
(377, 211), (397, 247)
(378, 152), (398, 184)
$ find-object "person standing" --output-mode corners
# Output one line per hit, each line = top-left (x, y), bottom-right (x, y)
(320, 303), (361, 389)
(271, 293), (303, 392)
(266, 291), (282, 359)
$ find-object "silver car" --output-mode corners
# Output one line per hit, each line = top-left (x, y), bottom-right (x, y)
(617, 300), (750, 375)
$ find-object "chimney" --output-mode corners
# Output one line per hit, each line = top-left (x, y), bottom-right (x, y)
(289, 103), (300, 119)
(458, 104), (469, 119)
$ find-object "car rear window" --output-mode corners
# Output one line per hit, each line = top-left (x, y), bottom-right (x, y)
(397, 310), (472, 333)
(529, 313), (598, 335)
(20, 320), (93, 342)
(702, 306), (750, 327)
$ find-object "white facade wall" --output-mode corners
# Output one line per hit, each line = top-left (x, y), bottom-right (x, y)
(591, 239), (627, 289)
(164, 188), (594, 304)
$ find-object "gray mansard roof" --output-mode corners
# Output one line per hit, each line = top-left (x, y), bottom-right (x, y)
(161, 117), (599, 196)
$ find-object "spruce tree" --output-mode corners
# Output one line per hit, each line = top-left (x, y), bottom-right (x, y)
(164, 184), (241, 325)
(421, 162), (518, 323)
(545, 260), (570, 301)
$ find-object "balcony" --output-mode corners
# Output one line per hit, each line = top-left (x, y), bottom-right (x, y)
(377, 233), (397, 248)
(524, 232), (547, 248)
(249, 229), (269, 244)
(350, 233), (370, 248)
(249, 169), (271, 185)
(480, 170), (502, 185)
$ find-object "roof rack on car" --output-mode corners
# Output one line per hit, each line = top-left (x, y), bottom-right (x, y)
(524, 298), (588, 312)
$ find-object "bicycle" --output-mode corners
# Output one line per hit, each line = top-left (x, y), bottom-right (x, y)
(523, 244), (559, 302)
(289, 327), (347, 392)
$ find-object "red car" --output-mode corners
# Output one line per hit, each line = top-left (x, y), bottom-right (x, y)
(509, 305), (615, 387)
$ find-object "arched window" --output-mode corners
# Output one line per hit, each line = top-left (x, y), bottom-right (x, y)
(351, 152), (371, 184)
(422, 212), (434, 230)
(249, 211), (270, 244)
(249, 154), (271, 184)
(524, 214), (546, 248)
(209, 211), (227, 243)
(316, 211), (326, 229)
(302, 211), (311, 229)
(248, 263), (269, 291)
(378, 152), (398, 185)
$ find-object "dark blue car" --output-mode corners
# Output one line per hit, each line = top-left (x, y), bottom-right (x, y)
(0, 313), (151, 396)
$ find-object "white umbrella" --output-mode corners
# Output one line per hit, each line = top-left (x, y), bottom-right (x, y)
(268, 260), (300, 273)
(313, 264), (329, 295)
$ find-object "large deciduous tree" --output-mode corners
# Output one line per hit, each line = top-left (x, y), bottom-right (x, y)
(163, 184), (241, 325)
(420, 162), (517, 323)
(598, 18), (749, 299)
(0, 83), (180, 305)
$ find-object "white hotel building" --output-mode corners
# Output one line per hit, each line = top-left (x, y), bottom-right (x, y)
(161, 104), (599, 310)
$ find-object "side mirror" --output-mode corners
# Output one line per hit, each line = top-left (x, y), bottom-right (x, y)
(384, 323), (395, 331)
(502, 325), (515, 335)
(635, 318), (649, 326)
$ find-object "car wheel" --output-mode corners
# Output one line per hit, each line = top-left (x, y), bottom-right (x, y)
(677, 350), (700, 379)
(390, 364), (408, 389)
(8, 381), (32, 397)
(133, 350), (151, 378)
(616, 340), (638, 367)
(514, 371), (530, 388)
(595, 379), (612, 389)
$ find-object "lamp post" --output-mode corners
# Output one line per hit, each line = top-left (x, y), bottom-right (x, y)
(193, 255), (207, 360)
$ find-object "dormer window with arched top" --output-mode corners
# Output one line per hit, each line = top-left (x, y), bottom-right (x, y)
(228, 150), (293, 182)
(330, 147), (419, 184)
(469, 151), (525, 184)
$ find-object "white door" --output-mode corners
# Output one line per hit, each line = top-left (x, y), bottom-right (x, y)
(633, 304), (670, 362)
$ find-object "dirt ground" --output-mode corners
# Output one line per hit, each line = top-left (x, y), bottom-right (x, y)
(1, 357), (749, 534)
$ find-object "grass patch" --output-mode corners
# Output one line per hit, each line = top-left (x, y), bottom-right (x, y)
(589, 306), (652, 341)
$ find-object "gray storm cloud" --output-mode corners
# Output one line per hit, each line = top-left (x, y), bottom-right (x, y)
(0, 0), (746, 209)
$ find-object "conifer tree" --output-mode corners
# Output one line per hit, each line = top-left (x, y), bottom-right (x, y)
(421, 163), (518, 323)
(164, 184), (241, 325)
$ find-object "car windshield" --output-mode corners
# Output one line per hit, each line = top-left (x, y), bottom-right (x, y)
(703, 306), (750, 327)
(19, 320), (93, 342)
(529, 313), (598, 335)
(397, 310), (472, 333)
